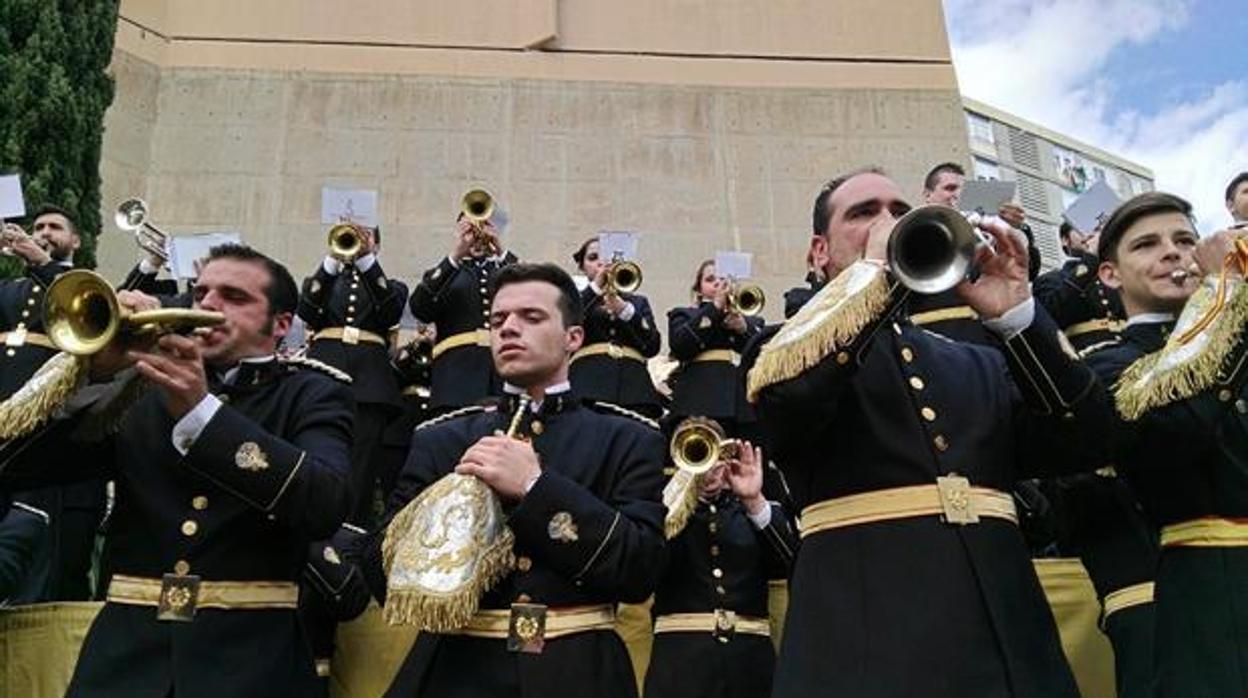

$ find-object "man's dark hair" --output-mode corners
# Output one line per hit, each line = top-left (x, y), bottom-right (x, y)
(812, 166), (888, 236)
(572, 236), (597, 267)
(372, 225), (382, 246)
(1098, 192), (1194, 264)
(923, 162), (965, 192)
(202, 243), (299, 317)
(489, 262), (584, 327)
(1226, 172), (1248, 204)
(1059, 221), (1073, 242)
(31, 203), (79, 236)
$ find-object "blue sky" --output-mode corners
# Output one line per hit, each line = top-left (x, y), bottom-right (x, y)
(943, 0), (1248, 230)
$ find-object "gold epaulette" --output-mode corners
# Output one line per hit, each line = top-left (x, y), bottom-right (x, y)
(589, 401), (661, 430)
(279, 356), (353, 384)
(413, 405), (489, 432)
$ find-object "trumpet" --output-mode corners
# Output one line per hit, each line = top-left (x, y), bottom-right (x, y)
(114, 198), (170, 265)
(327, 223), (365, 261)
(461, 188), (499, 256)
(669, 417), (742, 475)
(0, 225), (46, 258)
(603, 257), (642, 297)
(887, 205), (991, 294)
(43, 270), (224, 356)
(726, 282), (765, 316)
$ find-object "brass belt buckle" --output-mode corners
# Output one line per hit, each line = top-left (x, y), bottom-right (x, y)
(342, 327), (360, 345)
(5, 327), (26, 348)
(713, 608), (737, 643)
(936, 474), (979, 525)
(508, 602), (548, 654)
(157, 573), (201, 622)
(607, 343), (623, 359)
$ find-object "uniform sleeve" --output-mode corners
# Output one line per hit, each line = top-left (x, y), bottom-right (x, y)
(356, 261), (407, 330)
(302, 524), (371, 622)
(179, 378), (354, 540)
(297, 263), (339, 329)
(600, 293), (662, 357)
(506, 426), (667, 603)
(408, 258), (461, 323)
(668, 303), (724, 361)
(754, 501), (798, 579)
(0, 500), (48, 603)
(1032, 255), (1099, 328)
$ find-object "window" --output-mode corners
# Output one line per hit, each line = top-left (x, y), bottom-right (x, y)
(973, 157), (1001, 181)
(966, 112), (995, 144)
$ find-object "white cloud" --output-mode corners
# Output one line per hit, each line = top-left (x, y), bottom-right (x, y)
(945, 0), (1248, 230)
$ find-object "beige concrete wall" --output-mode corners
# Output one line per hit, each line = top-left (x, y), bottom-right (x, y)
(97, 0), (969, 324)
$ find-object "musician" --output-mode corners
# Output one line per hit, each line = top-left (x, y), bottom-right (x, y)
(667, 260), (763, 433)
(0, 205), (104, 603)
(374, 325), (437, 501)
(119, 251), (179, 295)
(1227, 170), (1248, 224)
(361, 263), (666, 698)
(1033, 221), (1125, 354)
(746, 168), (1113, 697)
(297, 224), (408, 523)
(782, 251), (826, 320)
(644, 441), (797, 698)
(1086, 192), (1247, 697)
(409, 212), (517, 411)
(300, 523), (371, 686)
(569, 237), (663, 417)
(0, 243), (354, 695)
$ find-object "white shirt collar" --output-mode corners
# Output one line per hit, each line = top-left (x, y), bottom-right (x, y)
(1126, 312), (1175, 328)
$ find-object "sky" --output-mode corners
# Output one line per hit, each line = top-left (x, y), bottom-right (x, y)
(943, 0), (1248, 231)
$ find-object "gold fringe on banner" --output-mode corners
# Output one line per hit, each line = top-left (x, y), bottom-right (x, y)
(0, 353), (85, 441)
(747, 261), (891, 402)
(381, 473), (515, 631)
(662, 469), (701, 539)
(1116, 277), (1248, 420)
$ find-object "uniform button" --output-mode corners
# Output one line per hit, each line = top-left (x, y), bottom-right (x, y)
(909, 376), (925, 390)
(181, 520), (198, 536)
(712, 568), (723, 579)
(835, 351), (850, 365)
(710, 545), (719, 556)
(349, 294), (357, 302)
(192, 496), (208, 510)
(933, 434), (949, 452)
(708, 503), (717, 515)
(921, 407), (937, 422)
(715, 585), (726, 595)
(708, 522), (718, 534)
(32, 285), (41, 293)
(348, 306), (356, 313)
(516, 556), (532, 572)
(482, 310), (490, 317)
(20, 311), (29, 319)
(5, 349), (14, 357)
(901, 347), (914, 363)
(892, 323), (902, 335)
(530, 420), (544, 435)
(174, 560), (191, 576)
(1236, 399), (1247, 414)
(351, 283), (359, 289)
(27, 298), (35, 306)
(516, 593), (532, 603)
(1219, 389), (1233, 402)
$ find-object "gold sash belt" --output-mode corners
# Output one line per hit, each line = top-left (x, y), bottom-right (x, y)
(1064, 318), (1123, 338)
(691, 349), (740, 365)
(571, 342), (645, 363)
(0, 330), (56, 350)
(910, 306), (978, 326)
(449, 604), (616, 640)
(313, 326), (386, 346)
(106, 574), (298, 610)
(1102, 582), (1155, 619)
(654, 611), (770, 637)
(432, 329), (491, 360)
(1160, 517), (1248, 548)
(799, 481), (1018, 538)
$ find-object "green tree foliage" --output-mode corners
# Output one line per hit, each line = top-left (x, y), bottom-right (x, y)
(0, 0), (119, 276)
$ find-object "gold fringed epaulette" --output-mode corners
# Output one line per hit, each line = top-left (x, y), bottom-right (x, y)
(589, 401), (661, 430)
(662, 468), (700, 539)
(1116, 277), (1248, 420)
(414, 405), (489, 432)
(381, 473), (515, 631)
(279, 356), (353, 384)
(746, 261), (892, 402)
(0, 352), (86, 440)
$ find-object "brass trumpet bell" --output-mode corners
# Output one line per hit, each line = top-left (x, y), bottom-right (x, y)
(605, 260), (643, 296)
(327, 223), (364, 261)
(114, 198), (170, 264)
(728, 284), (765, 317)
(887, 205), (983, 294)
(44, 270), (224, 356)
(461, 189), (494, 224)
(669, 417), (740, 475)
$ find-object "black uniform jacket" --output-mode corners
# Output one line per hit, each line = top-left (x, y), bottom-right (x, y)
(1033, 251), (1125, 353)
(749, 282), (1113, 698)
(408, 253), (517, 409)
(0, 260), (71, 398)
(298, 257), (408, 406)
(645, 497), (797, 698)
(360, 394), (667, 698)
(119, 263), (180, 296)
(667, 303), (762, 423)
(570, 287), (662, 413)
(1087, 318), (1248, 698)
(0, 357), (354, 698)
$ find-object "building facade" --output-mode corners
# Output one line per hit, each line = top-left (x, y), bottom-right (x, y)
(962, 97), (1155, 270)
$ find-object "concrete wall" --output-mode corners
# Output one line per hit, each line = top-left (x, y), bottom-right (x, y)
(97, 0), (969, 324)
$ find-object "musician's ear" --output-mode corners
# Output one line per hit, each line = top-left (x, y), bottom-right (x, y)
(1098, 261), (1121, 290)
